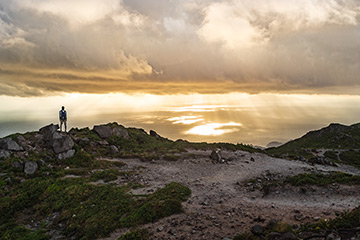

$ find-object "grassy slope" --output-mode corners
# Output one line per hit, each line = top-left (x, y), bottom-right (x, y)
(266, 123), (360, 167)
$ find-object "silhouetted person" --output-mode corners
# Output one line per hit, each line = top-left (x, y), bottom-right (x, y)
(59, 106), (67, 132)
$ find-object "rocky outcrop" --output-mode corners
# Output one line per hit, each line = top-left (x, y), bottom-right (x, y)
(0, 138), (23, 151)
(0, 150), (11, 159)
(52, 135), (74, 154)
(93, 124), (130, 139)
(24, 161), (38, 175)
(57, 149), (75, 160)
(93, 125), (112, 138)
(110, 145), (119, 154)
(40, 124), (74, 154)
(40, 124), (59, 141)
(113, 128), (130, 139)
(150, 130), (161, 138)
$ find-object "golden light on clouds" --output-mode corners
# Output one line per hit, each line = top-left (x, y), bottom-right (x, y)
(185, 122), (242, 136)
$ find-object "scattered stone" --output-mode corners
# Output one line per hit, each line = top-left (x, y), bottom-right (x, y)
(268, 232), (282, 240)
(58, 149), (75, 160)
(52, 135), (74, 154)
(98, 140), (109, 146)
(294, 214), (303, 221)
(39, 124), (59, 140)
(326, 232), (341, 240)
(109, 145), (119, 154)
(250, 157), (255, 162)
(12, 161), (23, 170)
(157, 226), (164, 232)
(0, 150), (11, 159)
(0, 138), (23, 151)
(112, 128), (130, 139)
(93, 125), (112, 138)
(282, 232), (297, 240)
(149, 130), (160, 138)
(251, 224), (264, 236)
(24, 161), (38, 175)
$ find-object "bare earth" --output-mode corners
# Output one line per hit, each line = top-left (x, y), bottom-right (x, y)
(99, 150), (360, 240)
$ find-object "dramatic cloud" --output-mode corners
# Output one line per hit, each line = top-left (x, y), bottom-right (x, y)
(0, 0), (360, 96)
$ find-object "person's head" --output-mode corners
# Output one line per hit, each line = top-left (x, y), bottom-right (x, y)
(61, 106), (65, 110)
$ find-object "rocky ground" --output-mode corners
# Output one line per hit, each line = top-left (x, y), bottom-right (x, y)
(98, 150), (360, 240)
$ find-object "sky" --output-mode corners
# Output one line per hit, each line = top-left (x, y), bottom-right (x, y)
(1, 0), (360, 146)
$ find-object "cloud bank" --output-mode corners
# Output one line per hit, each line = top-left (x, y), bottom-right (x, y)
(0, 0), (360, 96)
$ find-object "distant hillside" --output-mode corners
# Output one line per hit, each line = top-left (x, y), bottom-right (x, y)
(266, 123), (360, 167)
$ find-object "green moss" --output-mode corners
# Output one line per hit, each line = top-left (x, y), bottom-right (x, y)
(330, 206), (360, 229)
(0, 223), (49, 240)
(339, 150), (360, 167)
(285, 172), (360, 186)
(69, 127), (101, 142)
(60, 145), (94, 168)
(90, 169), (120, 182)
(121, 182), (191, 226)
(118, 229), (149, 240)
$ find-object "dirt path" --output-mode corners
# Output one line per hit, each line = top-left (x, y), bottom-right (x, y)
(100, 150), (360, 240)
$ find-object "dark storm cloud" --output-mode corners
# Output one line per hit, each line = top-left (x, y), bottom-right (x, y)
(0, 0), (360, 96)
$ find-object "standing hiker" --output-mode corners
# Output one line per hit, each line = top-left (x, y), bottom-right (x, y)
(59, 106), (67, 132)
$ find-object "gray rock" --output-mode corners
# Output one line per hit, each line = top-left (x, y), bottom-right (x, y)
(0, 138), (23, 151)
(110, 145), (119, 154)
(251, 225), (264, 236)
(98, 140), (109, 146)
(39, 124), (59, 140)
(282, 232), (297, 240)
(326, 233), (341, 240)
(0, 150), (11, 159)
(58, 149), (75, 160)
(93, 125), (112, 138)
(112, 128), (130, 139)
(210, 149), (222, 162)
(268, 232), (282, 240)
(12, 161), (23, 170)
(52, 135), (74, 154)
(150, 130), (160, 138)
(24, 161), (38, 175)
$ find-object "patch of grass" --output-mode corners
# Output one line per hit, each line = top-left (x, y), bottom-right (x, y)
(118, 229), (149, 240)
(0, 223), (49, 240)
(0, 177), (190, 240)
(122, 182), (191, 226)
(330, 206), (360, 229)
(69, 127), (101, 142)
(339, 150), (360, 167)
(163, 154), (180, 161)
(285, 172), (360, 186)
(90, 169), (120, 182)
(324, 150), (338, 161)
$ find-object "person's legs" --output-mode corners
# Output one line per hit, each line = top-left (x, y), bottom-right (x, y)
(60, 120), (63, 132)
(64, 120), (67, 132)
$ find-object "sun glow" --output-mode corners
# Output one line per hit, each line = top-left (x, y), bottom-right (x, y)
(186, 122), (242, 136)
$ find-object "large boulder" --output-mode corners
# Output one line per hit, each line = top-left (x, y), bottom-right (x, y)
(57, 149), (75, 160)
(112, 128), (130, 139)
(24, 161), (38, 175)
(0, 150), (11, 159)
(52, 135), (74, 154)
(0, 138), (23, 151)
(40, 124), (59, 140)
(93, 125), (112, 138)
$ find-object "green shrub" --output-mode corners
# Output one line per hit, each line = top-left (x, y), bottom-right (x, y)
(286, 172), (360, 186)
(118, 229), (149, 240)
(90, 169), (120, 182)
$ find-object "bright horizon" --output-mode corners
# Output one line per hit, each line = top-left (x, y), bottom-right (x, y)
(1, 0), (360, 146)
(2, 92), (360, 147)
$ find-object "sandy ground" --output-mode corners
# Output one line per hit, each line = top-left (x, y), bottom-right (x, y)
(99, 150), (360, 240)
